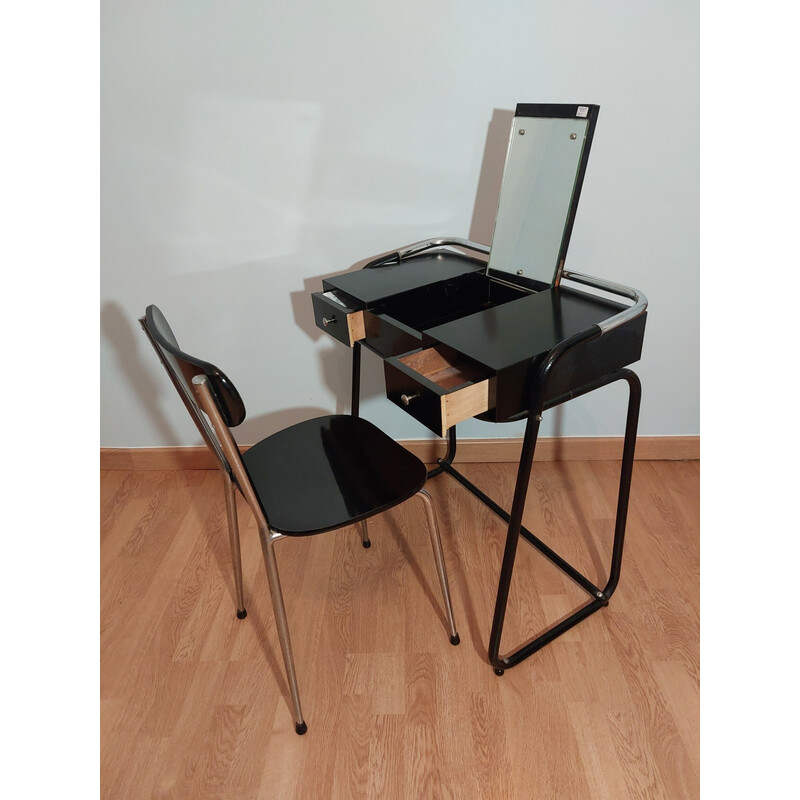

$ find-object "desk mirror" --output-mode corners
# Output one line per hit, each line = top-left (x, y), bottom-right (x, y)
(486, 104), (599, 290)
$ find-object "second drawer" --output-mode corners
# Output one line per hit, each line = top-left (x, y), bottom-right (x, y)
(384, 345), (495, 437)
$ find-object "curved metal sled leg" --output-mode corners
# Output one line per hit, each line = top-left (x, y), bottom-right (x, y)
(488, 370), (642, 673)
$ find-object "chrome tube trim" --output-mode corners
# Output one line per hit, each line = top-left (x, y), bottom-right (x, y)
(221, 469), (246, 613)
(416, 488), (459, 641)
(561, 270), (648, 334)
(400, 237), (491, 259)
(262, 525), (305, 727)
(194, 374), (304, 728)
(362, 236), (490, 268)
(192, 375), (269, 531)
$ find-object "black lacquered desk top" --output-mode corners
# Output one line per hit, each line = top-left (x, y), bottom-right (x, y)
(425, 286), (627, 372)
(324, 254), (483, 306)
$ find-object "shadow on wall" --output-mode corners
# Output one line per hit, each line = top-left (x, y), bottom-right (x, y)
(110, 108), (574, 447)
(103, 298), (336, 447)
(469, 108), (515, 246)
(288, 107), (518, 343)
(102, 301), (183, 446)
(286, 108), (519, 419)
(235, 407), (338, 446)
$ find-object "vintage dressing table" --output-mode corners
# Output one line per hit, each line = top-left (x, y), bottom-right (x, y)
(310, 104), (648, 674)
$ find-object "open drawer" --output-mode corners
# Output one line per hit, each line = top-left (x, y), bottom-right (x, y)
(384, 345), (496, 437)
(311, 291), (366, 347)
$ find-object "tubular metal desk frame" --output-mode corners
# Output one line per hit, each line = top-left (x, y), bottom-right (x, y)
(345, 237), (647, 675)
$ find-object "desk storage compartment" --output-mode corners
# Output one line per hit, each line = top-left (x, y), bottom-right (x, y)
(373, 269), (528, 332)
(384, 345), (495, 437)
(361, 312), (424, 358)
(312, 291), (365, 347)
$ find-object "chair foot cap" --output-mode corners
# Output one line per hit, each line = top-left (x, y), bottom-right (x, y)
(362, 540), (371, 548)
(236, 609), (247, 620)
(450, 633), (460, 646)
(295, 721), (308, 735)
(494, 668), (505, 676)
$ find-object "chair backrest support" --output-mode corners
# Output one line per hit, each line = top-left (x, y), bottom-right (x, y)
(191, 374), (270, 532)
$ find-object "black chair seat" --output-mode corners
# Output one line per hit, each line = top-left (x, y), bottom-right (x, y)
(241, 415), (427, 536)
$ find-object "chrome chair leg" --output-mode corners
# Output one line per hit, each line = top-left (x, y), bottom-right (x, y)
(221, 470), (247, 619)
(360, 519), (371, 548)
(416, 489), (460, 645)
(257, 525), (307, 735)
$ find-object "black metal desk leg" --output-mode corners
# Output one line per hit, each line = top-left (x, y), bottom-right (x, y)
(488, 410), (544, 674)
(604, 370), (641, 599)
(427, 426), (457, 479)
(487, 369), (642, 674)
(351, 341), (361, 417)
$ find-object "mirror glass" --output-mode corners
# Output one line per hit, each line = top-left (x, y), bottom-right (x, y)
(487, 110), (593, 289)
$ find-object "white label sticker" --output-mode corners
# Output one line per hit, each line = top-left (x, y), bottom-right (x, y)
(576, 106), (589, 118)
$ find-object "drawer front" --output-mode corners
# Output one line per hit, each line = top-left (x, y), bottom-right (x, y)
(312, 292), (365, 347)
(384, 346), (495, 437)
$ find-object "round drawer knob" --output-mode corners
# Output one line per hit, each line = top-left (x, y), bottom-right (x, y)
(401, 392), (421, 406)
(322, 316), (337, 326)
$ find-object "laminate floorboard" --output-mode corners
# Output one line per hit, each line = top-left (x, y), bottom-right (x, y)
(100, 459), (699, 799)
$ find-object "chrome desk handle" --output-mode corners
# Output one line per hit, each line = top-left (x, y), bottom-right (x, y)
(363, 236), (490, 268)
(401, 392), (421, 406)
(561, 270), (648, 334)
(322, 316), (337, 326)
(399, 237), (491, 260)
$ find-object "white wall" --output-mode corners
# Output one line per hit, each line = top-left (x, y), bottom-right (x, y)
(101, 0), (699, 447)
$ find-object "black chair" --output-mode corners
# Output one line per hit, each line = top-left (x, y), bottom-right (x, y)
(140, 304), (459, 735)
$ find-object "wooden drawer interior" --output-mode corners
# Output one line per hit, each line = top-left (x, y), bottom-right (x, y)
(395, 347), (487, 390)
(386, 345), (495, 435)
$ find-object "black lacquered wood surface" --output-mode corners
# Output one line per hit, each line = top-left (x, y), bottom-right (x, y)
(323, 253), (484, 306)
(424, 286), (627, 372)
(241, 415), (427, 536)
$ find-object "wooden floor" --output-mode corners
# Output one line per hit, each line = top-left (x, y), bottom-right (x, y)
(101, 459), (699, 799)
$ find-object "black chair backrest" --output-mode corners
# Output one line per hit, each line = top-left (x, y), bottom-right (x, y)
(140, 304), (247, 472)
